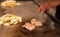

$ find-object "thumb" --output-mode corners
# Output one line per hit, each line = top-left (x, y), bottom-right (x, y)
(38, 8), (44, 13)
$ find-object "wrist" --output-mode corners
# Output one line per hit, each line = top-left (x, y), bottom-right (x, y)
(43, 1), (51, 8)
(50, 1), (60, 7)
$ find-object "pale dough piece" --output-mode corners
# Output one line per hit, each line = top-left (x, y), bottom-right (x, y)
(22, 23), (35, 31)
(35, 21), (43, 26)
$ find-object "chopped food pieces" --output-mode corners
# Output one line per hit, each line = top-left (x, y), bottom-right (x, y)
(0, 14), (22, 26)
(1, 0), (20, 8)
(31, 19), (36, 24)
(31, 19), (43, 26)
(35, 21), (43, 26)
(0, 20), (3, 25)
(13, 21), (18, 25)
(22, 19), (43, 31)
(22, 23), (35, 31)
(4, 23), (10, 26)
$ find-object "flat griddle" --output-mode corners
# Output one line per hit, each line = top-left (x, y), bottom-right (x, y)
(0, 1), (60, 37)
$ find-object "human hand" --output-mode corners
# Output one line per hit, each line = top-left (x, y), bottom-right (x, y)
(38, 1), (60, 13)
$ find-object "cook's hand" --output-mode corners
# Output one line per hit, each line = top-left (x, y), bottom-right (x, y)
(38, 1), (60, 13)
(38, 2), (50, 13)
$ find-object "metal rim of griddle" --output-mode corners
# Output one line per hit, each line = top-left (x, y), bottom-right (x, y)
(33, 0), (60, 24)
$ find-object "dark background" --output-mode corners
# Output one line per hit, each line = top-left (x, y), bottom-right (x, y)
(0, 0), (33, 2)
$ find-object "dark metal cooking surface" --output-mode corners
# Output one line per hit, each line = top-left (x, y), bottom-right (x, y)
(0, 1), (60, 37)
(4, 1), (40, 22)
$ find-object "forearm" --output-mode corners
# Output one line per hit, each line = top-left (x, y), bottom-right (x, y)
(45, 0), (60, 7)
(50, 0), (60, 6)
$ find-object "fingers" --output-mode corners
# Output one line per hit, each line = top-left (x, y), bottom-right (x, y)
(38, 5), (47, 13)
(38, 2), (50, 13)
